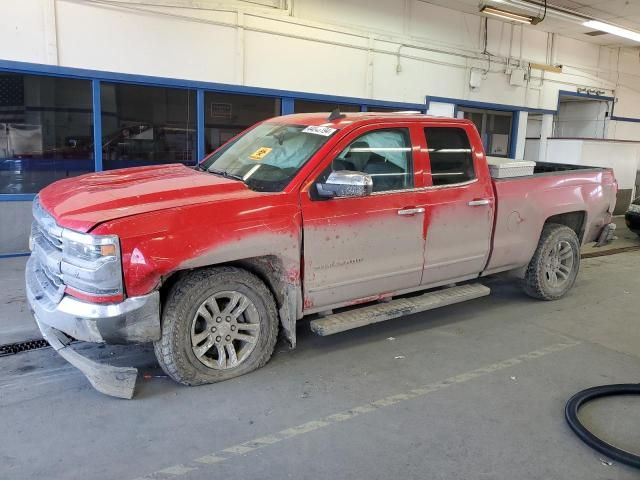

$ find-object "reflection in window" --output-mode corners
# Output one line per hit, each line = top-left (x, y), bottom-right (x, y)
(101, 83), (196, 170)
(201, 123), (333, 192)
(205, 92), (280, 154)
(0, 73), (94, 194)
(294, 100), (360, 114)
(330, 128), (413, 192)
(425, 127), (475, 186)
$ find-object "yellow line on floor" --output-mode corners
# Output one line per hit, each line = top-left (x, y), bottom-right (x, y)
(133, 339), (581, 480)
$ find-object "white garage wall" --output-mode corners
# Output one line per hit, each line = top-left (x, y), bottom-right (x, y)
(609, 120), (640, 141)
(56, 1), (239, 84)
(1, 0), (638, 118)
(0, 1), (50, 64)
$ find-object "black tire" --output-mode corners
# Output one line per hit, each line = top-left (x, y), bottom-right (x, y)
(522, 223), (581, 301)
(154, 266), (279, 386)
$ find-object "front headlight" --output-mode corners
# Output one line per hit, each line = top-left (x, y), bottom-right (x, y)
(61, 230), (123, 298)
(628, 204), (640, 214)
(63, 231), (118, 263)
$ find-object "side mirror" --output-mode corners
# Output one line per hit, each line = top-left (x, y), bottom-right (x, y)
(316, 171), (373, 199)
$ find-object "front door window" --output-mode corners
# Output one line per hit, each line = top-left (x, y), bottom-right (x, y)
(322, 128), (414, 193)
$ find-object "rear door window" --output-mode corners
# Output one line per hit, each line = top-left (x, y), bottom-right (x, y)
(424, 127), (475, 186)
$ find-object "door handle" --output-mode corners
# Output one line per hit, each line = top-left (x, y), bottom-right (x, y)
(468, 199), (491, 207)
(397, 207), (425, 216)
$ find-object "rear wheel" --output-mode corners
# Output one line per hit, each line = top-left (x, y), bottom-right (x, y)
(154, 267), (279, 386)
(522, 223), (581, 301)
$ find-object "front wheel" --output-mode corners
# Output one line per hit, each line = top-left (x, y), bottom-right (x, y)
(522, 223), (581, 301)
(154, 267), (279, 386)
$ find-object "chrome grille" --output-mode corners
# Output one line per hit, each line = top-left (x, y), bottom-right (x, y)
(31, 198), (65, 299)
(32, 197), (63, 248)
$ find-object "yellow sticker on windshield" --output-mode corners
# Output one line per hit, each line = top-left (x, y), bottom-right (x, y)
(249, 147), (272, 161)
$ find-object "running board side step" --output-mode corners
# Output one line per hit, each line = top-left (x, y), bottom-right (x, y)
(310, 283), (491, 336)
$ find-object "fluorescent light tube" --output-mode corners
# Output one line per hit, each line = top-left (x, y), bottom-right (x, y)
(480, 6), (533, 24)
(583, 20), (640, 43)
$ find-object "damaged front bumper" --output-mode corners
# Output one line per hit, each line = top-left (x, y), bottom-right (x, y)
(26, 255), (161, 399)
(35, 317), (139, 399)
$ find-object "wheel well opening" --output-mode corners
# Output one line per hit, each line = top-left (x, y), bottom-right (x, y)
(545, 211), (587, 242)
(229, 256), (287, 309)
(157, 257), (298, 346)
(158, 270), (187, 311)
(158, 256), (286, 310)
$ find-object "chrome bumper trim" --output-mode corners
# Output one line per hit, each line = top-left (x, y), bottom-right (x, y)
(26, 255), (161, 344)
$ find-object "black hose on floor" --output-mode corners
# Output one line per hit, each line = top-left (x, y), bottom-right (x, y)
(565, 384), (640, 469)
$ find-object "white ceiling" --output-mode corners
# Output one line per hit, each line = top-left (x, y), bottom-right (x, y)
(421, 0), (640, 47)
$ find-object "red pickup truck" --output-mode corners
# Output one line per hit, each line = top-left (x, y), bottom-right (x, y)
(26, 112), (617, 398)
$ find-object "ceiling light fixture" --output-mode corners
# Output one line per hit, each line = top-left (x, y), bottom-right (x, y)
(582, 20), (640, 43)
(480, 6), (533, 24)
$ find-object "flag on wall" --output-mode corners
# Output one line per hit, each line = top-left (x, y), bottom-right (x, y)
(0, 75), (25, 123)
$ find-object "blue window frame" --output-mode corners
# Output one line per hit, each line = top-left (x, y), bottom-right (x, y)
(0, 59), (428, 199)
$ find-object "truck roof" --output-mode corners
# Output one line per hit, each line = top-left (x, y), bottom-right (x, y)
(272, 112), (473, 129)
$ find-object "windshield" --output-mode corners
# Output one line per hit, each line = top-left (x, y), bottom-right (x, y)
(199, 123), (337, 192)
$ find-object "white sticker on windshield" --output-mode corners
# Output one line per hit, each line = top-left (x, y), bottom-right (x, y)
(302, 126), (337, 136)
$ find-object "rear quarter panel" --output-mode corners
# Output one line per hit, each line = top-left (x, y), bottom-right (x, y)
(485, 169), (616, 275)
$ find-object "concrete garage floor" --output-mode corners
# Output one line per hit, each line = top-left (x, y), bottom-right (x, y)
(0, 227), (639, 479)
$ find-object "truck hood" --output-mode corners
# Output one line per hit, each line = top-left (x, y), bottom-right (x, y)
(38, 164), (256, 232)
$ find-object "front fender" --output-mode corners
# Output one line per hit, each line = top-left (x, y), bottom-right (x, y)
(92, 199), (303, 345)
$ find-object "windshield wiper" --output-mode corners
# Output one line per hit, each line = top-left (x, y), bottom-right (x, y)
(208, 167), (245, 183)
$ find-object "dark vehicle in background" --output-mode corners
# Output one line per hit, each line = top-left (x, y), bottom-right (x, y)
(625, 197), (640, 235)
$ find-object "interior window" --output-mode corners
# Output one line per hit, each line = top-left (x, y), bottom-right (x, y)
(101, 83), (196, 169)
(459, 107), (512, 157)
(204, 92), (281, 155)
(425, 127), (475, 186)
(0, 73), (94, 194)
(327, 128), (413, 193)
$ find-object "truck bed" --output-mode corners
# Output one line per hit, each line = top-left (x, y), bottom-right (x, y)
(530, 161), (607, 175)
(483, 163), (616, 277)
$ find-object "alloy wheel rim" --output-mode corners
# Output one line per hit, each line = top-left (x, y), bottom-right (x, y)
(190, 291), (261, 370)
(544, 240), (574, 288)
